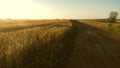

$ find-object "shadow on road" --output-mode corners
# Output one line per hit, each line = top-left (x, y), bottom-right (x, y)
(67, 20), (120, 68)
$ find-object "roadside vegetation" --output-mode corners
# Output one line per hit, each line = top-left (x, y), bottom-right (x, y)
(0, 20), (77, 68)
(79, 20), (120, 35)
(107, 11), (118, 23)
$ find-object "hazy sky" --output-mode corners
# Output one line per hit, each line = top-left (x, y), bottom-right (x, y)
(0, 0), (119, 19)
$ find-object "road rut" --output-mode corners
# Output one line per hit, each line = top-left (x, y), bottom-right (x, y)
(66, 20), (120, 68)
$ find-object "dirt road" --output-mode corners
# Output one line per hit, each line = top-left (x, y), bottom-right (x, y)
(66, 20), (120, 68)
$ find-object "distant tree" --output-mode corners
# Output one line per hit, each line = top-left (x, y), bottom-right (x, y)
(107, 11), (118, 23)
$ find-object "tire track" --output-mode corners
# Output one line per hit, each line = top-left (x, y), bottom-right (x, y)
(67, 20), (120, 68)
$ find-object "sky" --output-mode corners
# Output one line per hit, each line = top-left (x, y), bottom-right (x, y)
(0, 0), (119, 19)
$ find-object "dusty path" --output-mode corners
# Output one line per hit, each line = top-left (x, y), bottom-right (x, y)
(66, 20), (120, 68)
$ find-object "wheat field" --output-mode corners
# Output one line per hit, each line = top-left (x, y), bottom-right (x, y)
(0, 19), (77, 68)
(1, 19), (120, 68)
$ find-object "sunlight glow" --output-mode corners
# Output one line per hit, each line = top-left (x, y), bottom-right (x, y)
(0, 0), (54, 19)
(0, 0), (119, 19)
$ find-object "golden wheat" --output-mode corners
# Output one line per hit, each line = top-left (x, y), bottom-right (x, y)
(0, 20), (72, 68)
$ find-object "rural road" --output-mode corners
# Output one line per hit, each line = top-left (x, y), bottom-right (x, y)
(66, 20), (120, 68)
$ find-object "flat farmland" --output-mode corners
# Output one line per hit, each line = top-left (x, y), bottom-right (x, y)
(0, 19), (76, 68)
(0, 19), (120, 68)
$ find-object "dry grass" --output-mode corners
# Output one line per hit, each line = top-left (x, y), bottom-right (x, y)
(79, 20), (120, 35)
(0, 19), (68, 32)
(0, 20), (76, 68)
